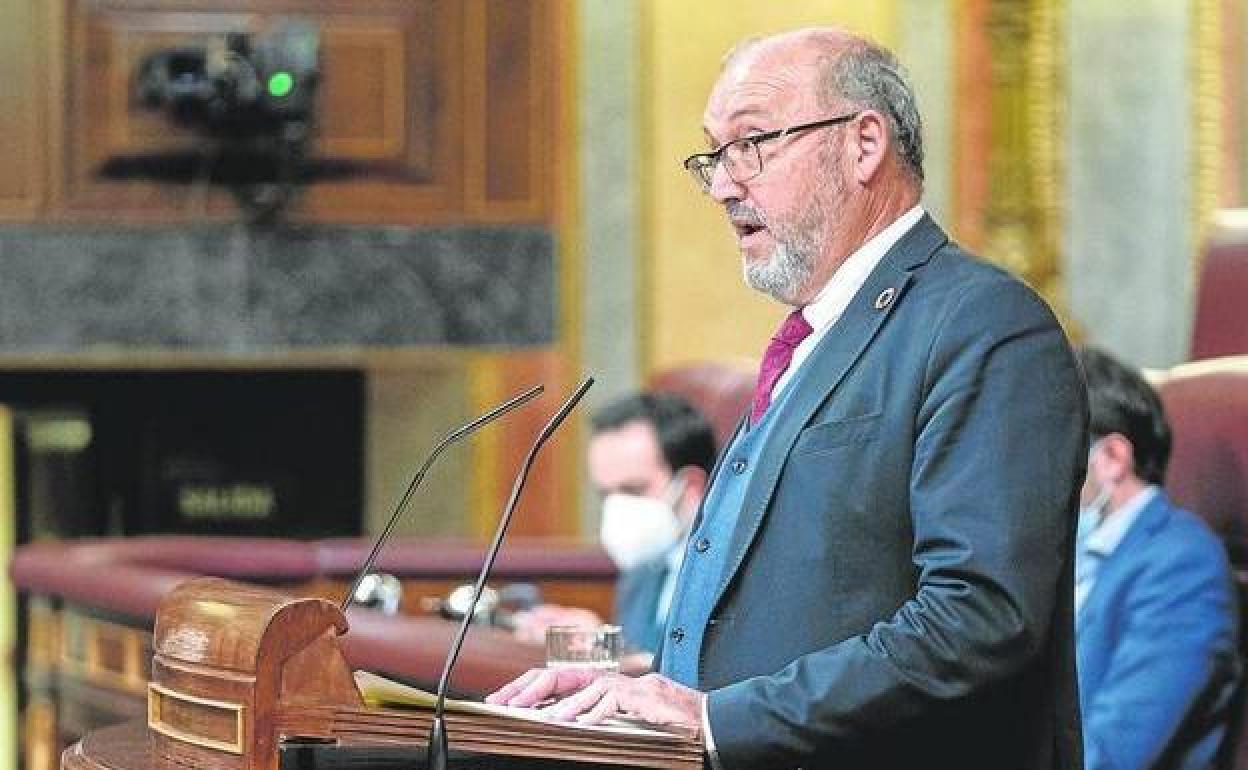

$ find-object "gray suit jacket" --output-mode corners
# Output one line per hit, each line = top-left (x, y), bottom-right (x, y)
(676, 216), (1087, 769)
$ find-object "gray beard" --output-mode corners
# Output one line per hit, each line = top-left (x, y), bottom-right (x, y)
(743, 158), (843, 304)
(743, 240), (816, 305)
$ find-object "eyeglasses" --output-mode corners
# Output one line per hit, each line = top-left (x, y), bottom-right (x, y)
(683, 112), (860, 193)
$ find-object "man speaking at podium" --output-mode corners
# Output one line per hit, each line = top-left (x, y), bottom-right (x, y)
(490, 26), (1086, 770)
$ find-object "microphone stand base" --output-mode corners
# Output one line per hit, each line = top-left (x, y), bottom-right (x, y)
(427, 715), (449, 770)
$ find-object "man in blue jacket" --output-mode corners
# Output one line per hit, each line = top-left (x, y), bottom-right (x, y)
(1075, 347), (1239, 770)
(491, 26), (1087, 768)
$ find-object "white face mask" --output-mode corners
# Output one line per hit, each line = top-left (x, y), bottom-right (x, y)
(1077, 439), (1112, 540)
(599, 475), (687, 571)
(1077, 484), (1111, 542)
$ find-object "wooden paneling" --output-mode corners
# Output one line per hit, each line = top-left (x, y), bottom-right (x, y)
(317, 27), (409, 161)
(0, 0), (48, 220)
(461, 0), (550, 221)
(12, 0), (558, 224)
(58, 609), (150, 696)
(467, 349), (575, 540)
(299, 0), (465, 223)
(484, 1), (536, 204)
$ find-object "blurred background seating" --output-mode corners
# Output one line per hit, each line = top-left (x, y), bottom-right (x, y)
(1153, 356), (1248, 770)
(1191, 216), (1248, 361)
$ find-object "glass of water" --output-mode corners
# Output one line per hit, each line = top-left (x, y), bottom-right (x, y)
(545, 624), (621, 672)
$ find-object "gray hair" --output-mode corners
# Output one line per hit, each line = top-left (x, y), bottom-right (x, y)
(721, 30), (925, 185)
(819, 39), (925, 184)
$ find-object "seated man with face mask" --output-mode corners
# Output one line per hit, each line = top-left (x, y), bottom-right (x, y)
(1075, 346), (1240, 770)
(511, 392), (716, 660)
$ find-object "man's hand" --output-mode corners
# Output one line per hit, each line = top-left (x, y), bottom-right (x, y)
(550, 673), (704, 732)
(486, 666), (606, 708)
(487, 669), (704, 734)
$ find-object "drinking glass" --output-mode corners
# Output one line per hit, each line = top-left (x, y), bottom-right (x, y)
(545, 624), (621, 672)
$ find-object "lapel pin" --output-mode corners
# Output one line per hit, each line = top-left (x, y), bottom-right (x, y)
(874, 287), (897, 310)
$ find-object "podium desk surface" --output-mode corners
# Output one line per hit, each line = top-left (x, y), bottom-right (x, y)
(62, 722), (151, 770)
(63, 721), (678, 770)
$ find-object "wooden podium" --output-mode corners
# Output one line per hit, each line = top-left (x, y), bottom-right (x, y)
(60, 577), (701, 770)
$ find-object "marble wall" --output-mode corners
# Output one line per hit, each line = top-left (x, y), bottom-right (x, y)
(576, 1), (644, 532)
(0, 225), (556, 352)
(898, 0), (954, 226)
(1065, 1), (1194, 368)
(579, 0), (642, 406)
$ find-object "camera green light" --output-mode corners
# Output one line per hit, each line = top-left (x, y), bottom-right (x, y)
(267, 72), (295, 98)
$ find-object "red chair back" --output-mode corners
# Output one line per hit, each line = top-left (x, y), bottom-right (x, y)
(1156, 357), (1248, 770)
(648, 360), (755, 449)
(1191, 224), (1248, 360)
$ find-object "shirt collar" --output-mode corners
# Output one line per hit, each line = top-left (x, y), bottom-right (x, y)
(665, 537), (686, 571)
(1084, 485), (1160, 557)
(802, 204), (925, 331)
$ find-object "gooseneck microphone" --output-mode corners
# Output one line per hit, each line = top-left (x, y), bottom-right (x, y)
(340, 384), (545, 615)
(427, 377), (594, 770)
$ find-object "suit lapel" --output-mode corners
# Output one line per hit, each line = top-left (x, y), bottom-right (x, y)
(710, 215), (949, 609)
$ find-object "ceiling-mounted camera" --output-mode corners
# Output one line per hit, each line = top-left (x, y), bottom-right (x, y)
(137, 21), (318, 136)
(131, 20), (321, 222)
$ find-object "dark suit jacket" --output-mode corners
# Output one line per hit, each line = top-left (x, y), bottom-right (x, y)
(685, 216), (1087, 769)
(616, 557), (669, 655)
(1078, 490), (1239, 770)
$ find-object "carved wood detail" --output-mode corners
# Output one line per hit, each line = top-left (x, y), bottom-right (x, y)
(1, 0), (557, 223)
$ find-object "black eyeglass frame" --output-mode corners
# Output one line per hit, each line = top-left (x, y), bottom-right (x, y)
(683, 112), (861, 192)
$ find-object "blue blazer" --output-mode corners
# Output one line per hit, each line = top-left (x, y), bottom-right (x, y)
(1078, 490), (1239, 770)
(673, 216), (1088, 769)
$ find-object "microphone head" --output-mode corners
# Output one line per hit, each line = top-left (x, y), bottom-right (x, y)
(441, 583), (499, 623)
(352, 573), (402, 615)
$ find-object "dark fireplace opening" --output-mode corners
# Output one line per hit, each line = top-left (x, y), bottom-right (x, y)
(1, 369), (364, 542)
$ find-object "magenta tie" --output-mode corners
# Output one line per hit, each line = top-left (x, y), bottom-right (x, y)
(750, 309), (814, 424)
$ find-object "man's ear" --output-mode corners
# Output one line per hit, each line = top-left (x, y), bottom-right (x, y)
(850, 109), (890, 184)
(1099, 432), (1137, 484)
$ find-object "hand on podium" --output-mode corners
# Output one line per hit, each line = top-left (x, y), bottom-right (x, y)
(486, 668), (704, 734)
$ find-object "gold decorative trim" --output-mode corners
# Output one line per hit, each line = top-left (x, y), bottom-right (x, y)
(1190, 0), (1223, 282)
(147, 682), (245, 755)
(23, 698), (57, 770)
(977, 0), (1069, 327)
(26, 603), (60, 673)
(1025, 0), (1066, 306)
(466, 353), (505, 539)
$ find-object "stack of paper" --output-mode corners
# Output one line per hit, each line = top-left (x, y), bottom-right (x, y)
(275, 671), (704, 770)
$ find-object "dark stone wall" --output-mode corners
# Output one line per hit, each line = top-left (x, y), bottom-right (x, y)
(0, 225), (556, 351)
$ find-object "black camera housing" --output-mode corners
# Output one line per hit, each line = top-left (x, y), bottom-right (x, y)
(136, 22), (320, 139)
